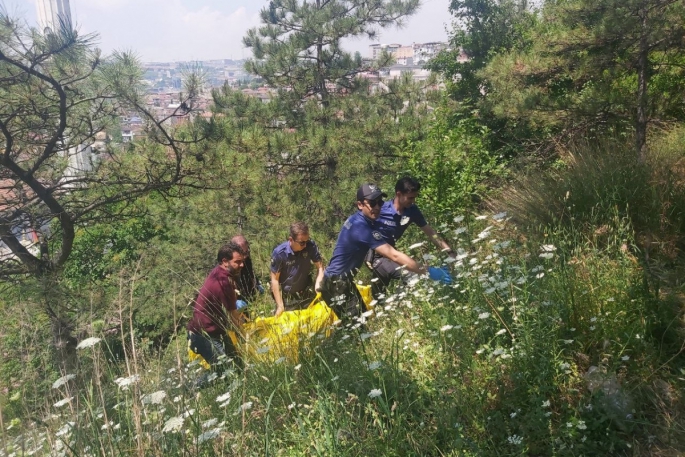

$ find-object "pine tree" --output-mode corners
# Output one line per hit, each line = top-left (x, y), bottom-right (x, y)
(243, 0), (419, 106)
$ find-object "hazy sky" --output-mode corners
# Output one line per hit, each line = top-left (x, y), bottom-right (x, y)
(4, 0), (452, 62)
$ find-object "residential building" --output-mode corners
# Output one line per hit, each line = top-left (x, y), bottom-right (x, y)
(36, 0), (72, 34)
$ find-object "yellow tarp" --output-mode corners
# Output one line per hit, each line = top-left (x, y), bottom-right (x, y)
(188, 285), (373, 367)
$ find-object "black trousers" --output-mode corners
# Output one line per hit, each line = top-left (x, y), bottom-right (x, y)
(366, 250), (407, 296)
(319, 273), (365, 320)
(187, 331), (240, 368)
(282, 288), (317, 311)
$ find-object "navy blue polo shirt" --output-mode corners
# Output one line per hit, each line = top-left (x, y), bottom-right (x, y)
(270, 240), (322, 294)
(325, 211), (387, 277)
(376, 199), (427, 245)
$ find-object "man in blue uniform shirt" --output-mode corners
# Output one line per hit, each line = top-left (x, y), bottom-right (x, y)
(368, 176), (456, 294)
(320, 183), (449, 319)
(270, 222), (325, 316)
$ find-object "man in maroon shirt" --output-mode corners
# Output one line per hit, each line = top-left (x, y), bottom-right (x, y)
(187, 242), (246, 378)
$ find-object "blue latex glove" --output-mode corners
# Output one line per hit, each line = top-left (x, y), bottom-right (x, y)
(236, 299), (248, 310)
(257, 284), (265, 294)
(428, 266), (453, 284)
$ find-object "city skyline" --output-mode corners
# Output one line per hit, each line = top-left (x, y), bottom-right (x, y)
(3, 0), (451, 62)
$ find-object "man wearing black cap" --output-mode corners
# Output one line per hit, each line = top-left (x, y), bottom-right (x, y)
(319, 183), (446, 319)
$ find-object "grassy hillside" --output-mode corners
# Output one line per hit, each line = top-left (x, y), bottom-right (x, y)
(2, 201), (683, 455)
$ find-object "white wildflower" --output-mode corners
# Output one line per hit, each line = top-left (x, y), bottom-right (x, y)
(203, 418), (218, 429)
(475, 215), (488, 220)
(239, 402), (253, 412)
(621, 355), (630, 361)
(542, 400), (550, 408)
(53, 397), (73, 408)
(478, 312), (490, 320)
(198, 428), (222, 444)
(539, 252), (554, 259)
(510, 412), (517, 418)
(440, 325), (454, 332)
(590, 317), (597, 322)
(360, 332), (373, 341)
(52, 374), (76, 389)
(114, 374), (140, 390)
(541, 244), (557, 252)
(492, 212), (507, 221)
(576, 420), (587, 430)
(56, 422), (74, 437)
(408, 242), (425, 250)
(559, 363), (570, 370)
(507, 435), (523, 445)
(368, 389), (382, 399)
(454, 227), (467, 235)
(495, 329), (507, 336)
(454, 216), (465, 223)
(216, 392), (231, 403)
(563, 339), (574, 345)
(141, 390), (166, 405)
(76, 337), (102, 350)
(367, 361), (382, 371)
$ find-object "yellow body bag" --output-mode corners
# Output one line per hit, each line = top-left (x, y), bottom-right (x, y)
(188, 285), (373, 367)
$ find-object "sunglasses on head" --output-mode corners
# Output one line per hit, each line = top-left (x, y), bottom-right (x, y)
(366, 198), (383, 208)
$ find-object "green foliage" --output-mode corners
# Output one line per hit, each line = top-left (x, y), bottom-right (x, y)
(428, 0), (538, 156)
(404, 104), (502, 225)
(478, 0), (685, 152)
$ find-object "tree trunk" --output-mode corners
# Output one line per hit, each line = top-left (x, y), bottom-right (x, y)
(635, 2), (650, 162)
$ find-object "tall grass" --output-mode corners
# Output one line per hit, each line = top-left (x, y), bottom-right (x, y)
(1, 210), (683, 456)
(496, 132), (685, 282)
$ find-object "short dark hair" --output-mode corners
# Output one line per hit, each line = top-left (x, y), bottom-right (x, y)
(289, 222), (309, 239)
(217, 241), (244, 264)
(395, 176), (421, 194)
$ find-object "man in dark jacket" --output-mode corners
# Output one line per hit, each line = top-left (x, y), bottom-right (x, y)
(231, 235), (264, 309)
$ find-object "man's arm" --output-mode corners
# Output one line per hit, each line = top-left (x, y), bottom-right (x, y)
(229, 309), (244, 332)
(420, 225), (455, 256)
(313, 261), (324, 292)
(374, 243), (427, 275)
(270, 270), (286, 317)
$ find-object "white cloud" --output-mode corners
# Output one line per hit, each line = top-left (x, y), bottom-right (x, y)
(7, 0), (451, 61)
(70, 0), (260, 61)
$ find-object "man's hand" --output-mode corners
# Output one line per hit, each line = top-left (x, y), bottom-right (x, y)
(314, 279), (323, 293)
(274, 305), (285, 317)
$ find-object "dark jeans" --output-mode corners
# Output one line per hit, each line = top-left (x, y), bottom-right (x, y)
(367, 250), (407, 296)
(187, 331), (240, 368)
(319, 273), (365, 320)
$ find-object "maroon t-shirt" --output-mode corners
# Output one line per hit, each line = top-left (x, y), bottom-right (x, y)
(187, 265), (237, 337)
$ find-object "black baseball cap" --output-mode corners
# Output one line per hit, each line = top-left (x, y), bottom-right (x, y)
(356, 183), (388, 202)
